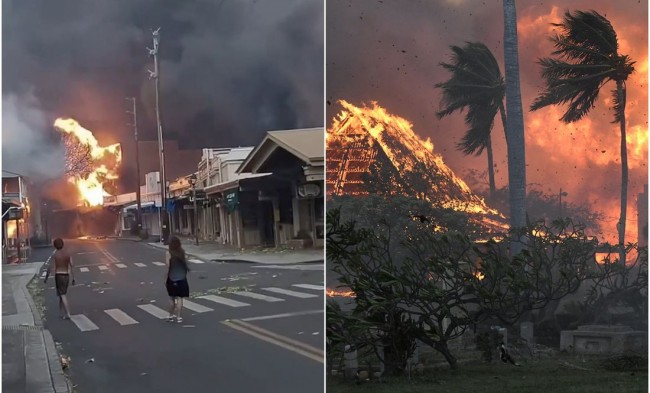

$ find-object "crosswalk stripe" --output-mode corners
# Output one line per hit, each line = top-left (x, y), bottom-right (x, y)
(188, 259), (205, 264)
(292, 284), (324, 291)
(197, 295), (250, 308)
(152, 262), (165, 266)
(134, 263), (147, 267)
(262, 287), (318, 299)
(116, 264), (127, 268)
(137, 304), (169, 319)
(70, 314), (99, 331)
(104, 309), (139, 325)
(233, 291), (285, 302)
(79, 267), (90, 272)
(98, 265), (109, 271)
(182, 300), (214, 313)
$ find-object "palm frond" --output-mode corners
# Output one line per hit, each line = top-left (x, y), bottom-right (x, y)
(531, 10), (634, 123)
(558, 10), (618, 58)
(436, 42), (504, 156)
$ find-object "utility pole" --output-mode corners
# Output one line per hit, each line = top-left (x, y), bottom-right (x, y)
(148, 27), (168, 244)
(126, 97), (142, 236)
(190, 175), (199, 246)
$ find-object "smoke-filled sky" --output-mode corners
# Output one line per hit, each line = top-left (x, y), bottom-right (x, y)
(327, 0), (648, 243)
(3, 0), (323, 182)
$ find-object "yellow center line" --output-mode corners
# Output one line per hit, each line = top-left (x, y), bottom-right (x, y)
(222, 320), (324, 363)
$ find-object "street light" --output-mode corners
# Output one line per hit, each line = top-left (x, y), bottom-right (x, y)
(189, 174), (199, 246)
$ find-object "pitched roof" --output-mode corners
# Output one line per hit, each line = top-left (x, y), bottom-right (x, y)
(238, 127), (324, 173)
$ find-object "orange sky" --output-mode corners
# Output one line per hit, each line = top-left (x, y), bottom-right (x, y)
(326, 0), (648, 244)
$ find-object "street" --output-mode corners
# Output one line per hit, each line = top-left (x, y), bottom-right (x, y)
(38, 239), (324, 393)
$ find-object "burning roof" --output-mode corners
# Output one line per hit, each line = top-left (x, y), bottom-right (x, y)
(326, 100), (507, 233)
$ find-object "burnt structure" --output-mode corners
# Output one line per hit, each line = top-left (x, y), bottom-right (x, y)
(326, 101), (507, 233)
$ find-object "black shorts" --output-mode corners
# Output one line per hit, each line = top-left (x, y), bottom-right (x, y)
(166, 278), (189, 298)
(55, 274), (69, 296)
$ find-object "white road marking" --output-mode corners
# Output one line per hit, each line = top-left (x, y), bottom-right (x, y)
(134, 263), (147, 267)
(98, 265), (109, 271)
(188, 259), (204, 264)
(79, 267), (90, 273)
(233, 291), (285, 302)
(116, 264), (127, 268)
(104, 309), (139, 325)
(197, 295), (250, 308)
(241, 309), (324, 322)
(152, 262), (166, 266)
(262, 287), (318, 299)
(70, 314), (100, 332)
(251, 264), (323, 271)
(292, 284), (324, 291)
(137, 304), (169, 319)
(182, 300), (214, 313)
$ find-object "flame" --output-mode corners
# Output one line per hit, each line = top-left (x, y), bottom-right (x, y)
(327, 100), (507, 234)
(54, 118), (121, 207)
(6, 221), (17, 238)
(326, 288), (356, 298)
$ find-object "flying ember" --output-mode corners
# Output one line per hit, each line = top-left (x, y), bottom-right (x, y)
(54, 118), (122, 207)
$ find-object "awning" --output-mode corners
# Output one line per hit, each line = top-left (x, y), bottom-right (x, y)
(204, 174), (271, 196)
(123, 201), (159, 214)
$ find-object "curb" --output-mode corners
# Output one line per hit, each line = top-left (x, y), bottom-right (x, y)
(110, 237), (142, 242)
(23, 268), (71, 393)
(211, 258), (325, 265)
(43, 330), (70, 393)
(145, 242), (323, 265)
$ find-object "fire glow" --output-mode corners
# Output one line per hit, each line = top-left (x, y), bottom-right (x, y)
(54, 118), (122, 207)
(327, 100), (507, 234)
(326, 288), (356, 298)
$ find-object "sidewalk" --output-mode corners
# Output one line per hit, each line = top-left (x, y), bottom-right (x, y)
(2, 263), (70, 393)
(147, 239), (324, 264)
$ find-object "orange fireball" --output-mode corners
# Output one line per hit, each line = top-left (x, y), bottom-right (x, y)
(54, 118), (122, 207)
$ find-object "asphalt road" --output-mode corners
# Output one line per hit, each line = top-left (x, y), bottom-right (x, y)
(37, 239), (324, 393)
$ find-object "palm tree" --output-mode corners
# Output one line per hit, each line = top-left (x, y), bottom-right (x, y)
(530, 10), (635, 253)
(435, 42), (507, 202)
(503, 0), (528, 253)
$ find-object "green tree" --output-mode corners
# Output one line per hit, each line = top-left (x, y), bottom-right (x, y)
(530, 10), (635, 253)
(436, 42), (506, 202)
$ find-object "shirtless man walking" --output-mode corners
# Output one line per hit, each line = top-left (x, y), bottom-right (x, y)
(44, 238), (75, 319)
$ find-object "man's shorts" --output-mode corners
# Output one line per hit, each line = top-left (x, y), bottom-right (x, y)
(55, 274), (70, 296)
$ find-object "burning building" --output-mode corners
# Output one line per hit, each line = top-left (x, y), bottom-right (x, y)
(326, 100), (507, 234)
